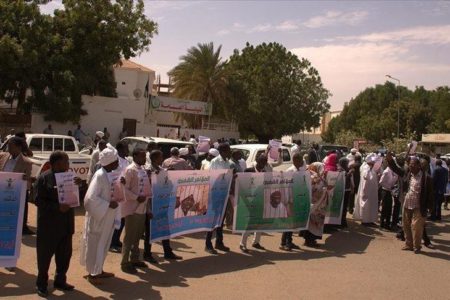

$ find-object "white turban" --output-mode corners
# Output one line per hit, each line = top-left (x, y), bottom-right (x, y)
(365, 153), (377, 163)
(209, 148), (219, 157)
(179, 147), (189, 156)
(96, 131), (105, 138)
(350, 148), (357, 153)
(99, 146), (118, 167)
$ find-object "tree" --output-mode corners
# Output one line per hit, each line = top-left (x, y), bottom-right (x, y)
(0, 0), (158, 122)
(168, 42), (229, 128)
(227, 42), (330, 142)
(322, 81), (450, 148)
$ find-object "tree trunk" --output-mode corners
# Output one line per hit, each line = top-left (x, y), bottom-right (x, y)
(15, 86), (27, 115)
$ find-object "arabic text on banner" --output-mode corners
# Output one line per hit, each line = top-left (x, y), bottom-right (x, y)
(55, 172), (80, 208)
(233, 171), (311, 232)
(324, 171), (345, 225)
(0, 172), (27, 267)
(150, 169), (233, 242)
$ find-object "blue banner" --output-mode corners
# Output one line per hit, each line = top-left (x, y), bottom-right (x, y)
(0, 172), (26, 266)
(150, 169), (233, 242)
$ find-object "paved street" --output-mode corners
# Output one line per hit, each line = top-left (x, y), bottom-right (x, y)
(1, 205), (450, 300)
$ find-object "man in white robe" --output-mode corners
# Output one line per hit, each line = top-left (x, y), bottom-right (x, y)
(80, 147), (121, 284)
(353, 153), (379, 225)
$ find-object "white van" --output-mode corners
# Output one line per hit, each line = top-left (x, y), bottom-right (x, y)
(230, 144), (293, 171)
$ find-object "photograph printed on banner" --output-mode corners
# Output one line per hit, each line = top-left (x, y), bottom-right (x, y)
(174, 184), (209, 219)
(263, 187), (293, 219)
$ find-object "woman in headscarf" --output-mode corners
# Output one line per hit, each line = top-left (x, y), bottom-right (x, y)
(324, 151), (338, 172)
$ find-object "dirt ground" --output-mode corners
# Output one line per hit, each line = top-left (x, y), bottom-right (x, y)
(1, 204), (450, 300)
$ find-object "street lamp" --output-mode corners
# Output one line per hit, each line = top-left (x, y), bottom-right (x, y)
(385, 75), (401, 140)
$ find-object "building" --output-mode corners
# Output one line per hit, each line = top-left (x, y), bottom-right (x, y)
(420, 133), (450, 155)
(285, 110), (341, 145)
(31, 60), (239, 145)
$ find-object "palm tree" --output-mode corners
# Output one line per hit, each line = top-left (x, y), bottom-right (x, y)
(168, 42), (229, 129)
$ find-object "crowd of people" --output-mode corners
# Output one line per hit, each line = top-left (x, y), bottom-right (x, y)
(1, 133), (449, 298)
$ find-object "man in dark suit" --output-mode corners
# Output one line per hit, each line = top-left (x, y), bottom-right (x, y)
(307, 143), (320, 164)
(432, 159), (448, 221)
(35, 151), (77, 297)
(0, 136), (33, 235)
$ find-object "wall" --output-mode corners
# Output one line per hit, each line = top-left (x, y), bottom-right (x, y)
(114, 68), (155, 100)
(31, 95), (152, 145)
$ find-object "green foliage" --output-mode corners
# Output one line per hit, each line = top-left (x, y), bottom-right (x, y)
(227, 42), (330, 142)
(334, 130), (360, 148)
(168, 42), (229, 128)
(323, 82), (448, 146)
(0, 0), (157, 122)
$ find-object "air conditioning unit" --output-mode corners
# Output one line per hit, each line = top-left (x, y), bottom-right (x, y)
(133, 88), (142, 99)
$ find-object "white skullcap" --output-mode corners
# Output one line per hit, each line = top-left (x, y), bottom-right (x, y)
(99, 146), (118, 167)
(351, 148), (357, 152)
(179, 147), (189, 156)
(365, 153), (377, 163)
(209, 148), (219, 157)
(96, 131), (105, 138)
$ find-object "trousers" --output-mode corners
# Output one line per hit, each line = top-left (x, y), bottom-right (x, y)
(121, 214), (146, 266)
(240, 232), (261, 247)
(281, 232), (293, 246)
(380, 189), (393, 226)
(403, 208), (425, 249)
(144, 213), (172, 255)
(36, 233), (72, 288)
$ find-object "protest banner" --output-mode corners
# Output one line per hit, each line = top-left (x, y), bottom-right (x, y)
(150, 169), (233, 242)
(268, 139), (282, 162)
(0, 172), (27, 267)
(55, 172), (80, 208)
(197, 136), (211, 153)
(324, 171), (345, 225)
(233, 171), (311, 232)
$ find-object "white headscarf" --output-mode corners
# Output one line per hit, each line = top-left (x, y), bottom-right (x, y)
(99, 145), (118, 166)
(208, 148), (219, 157)
(96, 131), (105, 138)
(365, 153), (377, 163)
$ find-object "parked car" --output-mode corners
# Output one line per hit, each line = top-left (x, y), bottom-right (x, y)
(1, 133), (91, 184)
(120, 136), (193, 159)
(230, 144), (293, 171)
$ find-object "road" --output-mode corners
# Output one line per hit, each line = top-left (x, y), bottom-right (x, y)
(1, 205), (449, 299)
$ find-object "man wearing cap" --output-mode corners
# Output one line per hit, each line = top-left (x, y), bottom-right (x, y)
(80, 146), (121, 284)
(201, 148), (220, 170)
(162, 147), (193, 170)
(353, 153), (379, 225)
(347, 148), (359, 165)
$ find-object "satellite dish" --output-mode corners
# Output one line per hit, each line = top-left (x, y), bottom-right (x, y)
(133, 88), (142, 99)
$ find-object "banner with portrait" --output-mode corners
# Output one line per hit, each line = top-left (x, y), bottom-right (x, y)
(150, 169), (233, 242)
(324, 171), (346, 225)
(0, 172), (27, 267)
(233, 171), (311, 232)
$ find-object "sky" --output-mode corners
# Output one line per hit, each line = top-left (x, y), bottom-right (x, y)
(40, 1), (450, 111)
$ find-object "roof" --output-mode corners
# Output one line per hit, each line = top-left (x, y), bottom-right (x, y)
(121, 136), (193, 145)
(115, 59), (155, 73)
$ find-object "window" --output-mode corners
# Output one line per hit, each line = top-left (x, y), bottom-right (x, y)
(54, 138), (63, 151)
(29, 138), (42, 151)
(282, 149), (291, 162)
(256, 150), (265, 160)
(43, 138), (53, 151)
(64, 139), (76, 152)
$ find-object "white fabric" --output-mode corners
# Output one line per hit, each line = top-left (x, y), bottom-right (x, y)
(209, 148), (219, 157)
(353, 163), (379, 223)
(96, 131), (105, 138)
(239, 159), (247, 171)
(179, 148), (189, 156)
(99, 147), (118, 167)
(80, 168), (117, 276)
(240, 232), (261, 247)
(291, 144), (300, 156)
(209, 155), (231, 170)
(87, 150), (100, 184)
(365, 153), (377, 163)
(2, 156), (17, 172)
(379, 167), (398, 191)
(200, 159), (211, 170)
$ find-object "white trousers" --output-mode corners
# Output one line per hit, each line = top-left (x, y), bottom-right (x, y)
(240, 232), (261, 247)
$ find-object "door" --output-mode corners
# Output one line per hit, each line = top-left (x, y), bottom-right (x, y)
(123, 119), (137, 137)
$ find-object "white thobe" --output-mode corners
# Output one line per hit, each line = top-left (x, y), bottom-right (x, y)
(80, 168), (117, 276)
(353, 163), (379, 223)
